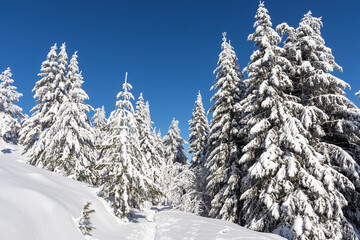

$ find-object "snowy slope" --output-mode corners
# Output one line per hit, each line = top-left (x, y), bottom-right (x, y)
(0, 141), (284, 240)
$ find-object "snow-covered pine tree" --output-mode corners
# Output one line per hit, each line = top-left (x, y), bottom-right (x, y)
(160, 118), (191, 206)
(19, 44), (60, 165)
(0, 67), (23, 143)
(155, 130), (166, 165)
(43, 51), (95, 181)
(278, 11), (360, 237)
(188, 91), (209, 166)
(92, 106), (107, 148)
(144, 101), (163, 186)
(135, 94), (158, 181)
(237, 3), (358, 239)
(205, 32), (244, 222)
(186, 91), (210, 215)
(277, 12), (356, 142)
(95, 73), (159, 218)
(163, 118), (187, 165)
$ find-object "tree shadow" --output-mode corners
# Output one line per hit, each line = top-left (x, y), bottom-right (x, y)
(1, 148), (12, 154)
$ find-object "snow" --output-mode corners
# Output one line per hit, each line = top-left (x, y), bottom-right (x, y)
(155, 210), (284, 240)
(0, 141), (284, 240)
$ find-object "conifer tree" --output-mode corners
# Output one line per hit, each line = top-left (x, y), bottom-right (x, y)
(188, 91), (209, 166)
(154, 129), (166, 169)
(278, 11), (360, 238)
(205, 32), (244, 222)
(237, 3), (358, 239)
(95, 73), (158, 218)
(43, 51), (95, 181)
(135, 94), (157, 170)
(20, 44), (60, 165)
(0, 67), (23, 143)
(163, 118), (187, 165)
(160, 118), (190, 206)
(160, 157), (206, 214)
(187, 91), (210, 215)
(135, 94), (162, 196)
(92, 106), (107, 148)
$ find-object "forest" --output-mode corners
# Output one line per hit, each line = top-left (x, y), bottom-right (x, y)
(1, 2), (360, 240)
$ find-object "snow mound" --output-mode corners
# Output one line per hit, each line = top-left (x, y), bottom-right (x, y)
(155, 210), (285, 240)
(0, 141), (284, 240)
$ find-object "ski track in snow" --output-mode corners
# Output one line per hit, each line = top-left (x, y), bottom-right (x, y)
(0, 141), (285, 240)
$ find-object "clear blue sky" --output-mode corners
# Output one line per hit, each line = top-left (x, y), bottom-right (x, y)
(0, 0), (359, 151)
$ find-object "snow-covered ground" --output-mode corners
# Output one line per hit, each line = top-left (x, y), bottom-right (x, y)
(0, 141), (284, 240)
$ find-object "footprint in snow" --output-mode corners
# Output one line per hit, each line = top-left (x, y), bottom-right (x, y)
(219, 228), (230, 234)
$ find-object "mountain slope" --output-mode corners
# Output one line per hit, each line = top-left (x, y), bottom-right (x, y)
(0, 141), (284, 240)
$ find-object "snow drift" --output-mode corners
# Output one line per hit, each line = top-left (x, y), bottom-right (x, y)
(0, 141), (284, 240)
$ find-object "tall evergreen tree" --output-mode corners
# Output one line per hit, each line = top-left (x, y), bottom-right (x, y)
(144, 100), (163, 184)
(163, 118), (187, 165)
(160, 118), (190, 207)
(187, 91), (210, 216)
(237, 3), (358, 239)
(95, 73), (158, 218)
(205, 32), (244, 222)
(92, 106), (107, 148)
(154, 130), (166, 165)
(43, 51), (95, 181)
(0, 67), (23, 143)
(135, 94), (162, 188)
(188, 91), (209, 166)
(278, 11), (360, 238)
(20, 44), (60, 165)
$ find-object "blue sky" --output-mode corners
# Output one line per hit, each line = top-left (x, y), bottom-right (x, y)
(0, 0), (359, 150)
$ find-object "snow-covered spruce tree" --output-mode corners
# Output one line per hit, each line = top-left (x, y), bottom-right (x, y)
(160, 119), (189, 205)
(95, 73), (159, 218)
(163, 118), (187, 165)
(205, 32), (244, 222)
(186, 91), (211, 215)
(160, 118), (205, 215)
(92, 106), (107, 148)
(153, 128), (167, 187)
(43, 51), (95, 181)
(165, 161), (209, 215)
(19, 43), (62, 165)
(278, 11), (360, 237)
(277, 12), (358, 143)
(135, 94), (160, 184)
(188, 91), (209, 166)
(236, 3), (358, 239)
(0, 67), (23, 143)
(154, 130), (166, 165)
